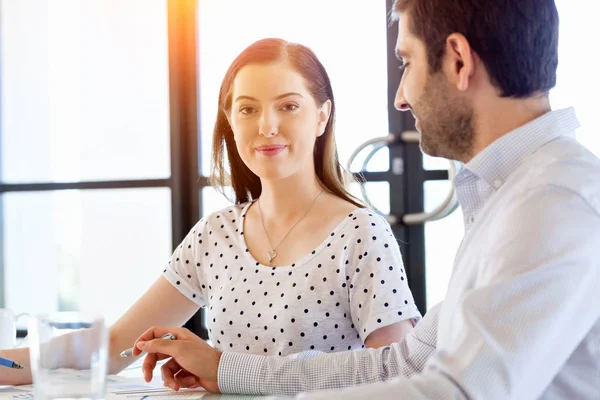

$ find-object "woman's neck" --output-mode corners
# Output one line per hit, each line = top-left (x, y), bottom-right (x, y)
(257, 174), (325, 224)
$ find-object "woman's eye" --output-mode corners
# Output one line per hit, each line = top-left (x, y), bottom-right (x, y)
(281, 104), (298, 112)
(239, 106), (256, 115)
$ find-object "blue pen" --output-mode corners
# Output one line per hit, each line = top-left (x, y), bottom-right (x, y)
(0, 356), (24, 369)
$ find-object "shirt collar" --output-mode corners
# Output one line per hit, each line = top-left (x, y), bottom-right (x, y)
(460, 107), (580, 187)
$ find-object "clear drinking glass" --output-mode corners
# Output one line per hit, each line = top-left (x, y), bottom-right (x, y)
(28, 312), (109, 400)
(0, 309), (29, 349)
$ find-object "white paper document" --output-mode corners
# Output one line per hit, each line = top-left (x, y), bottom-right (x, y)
(0, 374), (206, 400)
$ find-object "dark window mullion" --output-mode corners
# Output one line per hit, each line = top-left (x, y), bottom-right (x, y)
(385, 0), (427, 314)
(0, 179), (172, 193)
(167, 0), (207, 339)
(0, 0), (4, 307)
(403, 140), (426, 313)
(423, 170), (449, 181)
(168, 0), (200, 247)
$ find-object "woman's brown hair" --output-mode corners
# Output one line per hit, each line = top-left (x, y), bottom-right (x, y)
(210, 38), (363, 208)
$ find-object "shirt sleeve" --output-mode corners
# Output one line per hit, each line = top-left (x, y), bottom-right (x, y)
(346, 212), (421, 342)
(297, 186), (600, 400)
(162, 217), (209, 307)
(217, 302), (440, 396)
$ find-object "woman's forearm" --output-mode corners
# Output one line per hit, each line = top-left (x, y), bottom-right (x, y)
(0, 277), (199, 385)
(0, 347), (32, 385)
(0, 329), (137, 385)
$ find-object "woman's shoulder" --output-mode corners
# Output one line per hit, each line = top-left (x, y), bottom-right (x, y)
(207, 201), (251, 220)
(193, 201), (253, 231)
(316, 194), (393, 232)
(345, 207), (393, 231)
(334, 207), (397, 248)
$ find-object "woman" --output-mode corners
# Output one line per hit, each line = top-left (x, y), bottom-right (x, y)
(0, 38), (420, 387)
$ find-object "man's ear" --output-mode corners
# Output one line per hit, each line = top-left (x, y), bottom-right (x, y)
(444, 33), (476, 92)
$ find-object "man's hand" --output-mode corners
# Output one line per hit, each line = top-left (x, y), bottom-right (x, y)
(133, 326), (222, 393)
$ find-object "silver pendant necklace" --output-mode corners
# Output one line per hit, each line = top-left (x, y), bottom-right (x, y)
(258, 189), (325, 266)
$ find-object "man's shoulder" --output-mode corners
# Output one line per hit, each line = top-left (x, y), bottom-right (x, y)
(513, 137), (600, 215)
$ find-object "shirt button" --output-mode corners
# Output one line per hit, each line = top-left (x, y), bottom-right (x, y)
(493, 179), (503, 189)
(468, 216), (475, 224)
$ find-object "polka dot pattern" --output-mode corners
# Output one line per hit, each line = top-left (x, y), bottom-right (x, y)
(162, 202), (421, 356)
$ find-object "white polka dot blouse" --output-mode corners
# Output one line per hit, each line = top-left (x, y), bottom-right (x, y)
(162, 202), (421, 356)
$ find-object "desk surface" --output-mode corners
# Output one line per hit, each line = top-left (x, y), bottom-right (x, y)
(0, 363), (286, 400)
(114, 360), (287, 400)
(3, 339), (286, 399)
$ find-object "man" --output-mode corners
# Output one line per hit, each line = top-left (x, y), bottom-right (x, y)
(137, 0), (600, 398)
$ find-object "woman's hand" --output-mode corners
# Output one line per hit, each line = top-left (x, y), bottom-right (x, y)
(132, 326), (222, 393)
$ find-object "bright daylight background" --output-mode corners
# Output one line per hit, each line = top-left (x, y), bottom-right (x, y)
(0, 0), (596, 325)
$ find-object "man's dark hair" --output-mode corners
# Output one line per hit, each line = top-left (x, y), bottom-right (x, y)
(392, 0), (559, 98)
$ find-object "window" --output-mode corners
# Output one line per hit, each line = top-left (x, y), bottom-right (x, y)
(0, 0), (171, 183)
(551, 1), (598, 156)
(0, 0), (174, 326)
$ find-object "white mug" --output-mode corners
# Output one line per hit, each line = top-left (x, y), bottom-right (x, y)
(0, 309), (28, 349)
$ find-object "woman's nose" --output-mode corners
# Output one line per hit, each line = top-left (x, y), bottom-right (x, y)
(259, 111), (278, 138)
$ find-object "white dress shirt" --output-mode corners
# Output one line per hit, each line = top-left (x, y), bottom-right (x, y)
(218, 108), (600, 400)
(219, 302), (440, 395)
(297, 108), (600, 399)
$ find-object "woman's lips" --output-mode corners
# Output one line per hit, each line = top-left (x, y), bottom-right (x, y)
(256, 145), (287, 156)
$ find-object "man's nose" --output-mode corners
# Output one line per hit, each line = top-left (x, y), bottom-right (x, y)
(394, 79), (410, 111)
